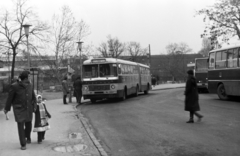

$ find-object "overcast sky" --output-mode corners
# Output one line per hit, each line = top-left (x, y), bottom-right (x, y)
(2, 0), (222, 55)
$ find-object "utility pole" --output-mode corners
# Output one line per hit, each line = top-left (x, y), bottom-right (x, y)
(149, 44), (151, 71)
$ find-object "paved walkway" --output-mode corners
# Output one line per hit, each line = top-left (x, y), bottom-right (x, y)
(0, 98), (100, 156)
(151, 83), (185, 91)
(0, 83), (185, 156)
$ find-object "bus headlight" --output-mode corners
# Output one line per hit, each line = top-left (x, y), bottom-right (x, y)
(83, 86), (89, 91)
(111, 84), (115, 89)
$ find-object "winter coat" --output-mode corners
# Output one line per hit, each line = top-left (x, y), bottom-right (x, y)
(5, 81), (37, 122)
(73, 79), (82, 94)
(184, 75), (200, 112)
(62, 80), (69, 95)
(33, 102), (51, 132)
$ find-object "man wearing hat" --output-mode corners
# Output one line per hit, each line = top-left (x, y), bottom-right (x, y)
(4, 70), (37, 150)
(184, 69), (203, 123)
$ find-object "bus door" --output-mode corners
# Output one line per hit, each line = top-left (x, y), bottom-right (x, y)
(138, 66), (142, 91)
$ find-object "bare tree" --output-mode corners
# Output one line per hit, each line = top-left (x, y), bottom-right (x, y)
(0, 0), (49, 81)
(97, 35), (125, 58)
(160, 42), (192, 81)
(44, 5), (90, 82)
(126, 42), (148, 62)
(198, 37), (212, 57)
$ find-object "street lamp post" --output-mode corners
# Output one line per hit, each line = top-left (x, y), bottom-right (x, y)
(3, 51), (11, 83)
(23, 24), (32, 70)
(76, 41), (83, 80)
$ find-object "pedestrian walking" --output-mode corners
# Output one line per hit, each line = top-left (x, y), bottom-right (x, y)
(33, 95), (51, 144)
(62, 77), (69, 104)
(73, 75), (82, 104)
(184, 69), (203, 123)
(4, 70), (37, 150)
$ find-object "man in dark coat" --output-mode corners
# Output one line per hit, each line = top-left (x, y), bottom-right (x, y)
(184, 69), (203, 123)
(73, 75), (82, 104)
(62, 77), (69, 104)
(4, 71), (37, 150)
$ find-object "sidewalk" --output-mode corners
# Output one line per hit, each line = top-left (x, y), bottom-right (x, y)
(0, 98), (100, 156)
(0, 83), (185, 156)
(151, 83), (185, 91)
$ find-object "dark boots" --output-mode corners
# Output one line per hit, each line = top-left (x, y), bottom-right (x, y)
(186, 111), (203, 123)
(63, 95), (68, 104)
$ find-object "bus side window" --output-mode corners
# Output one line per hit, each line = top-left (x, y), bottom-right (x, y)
(209, 53), (215, 69)
(238, 48), (240, 67)
(126, 65), (129, 74)
(121, 65), (125, 74)
(227, 49), (234, 68)
(118, 64), (122, 74)
(216, 51), (226, 68)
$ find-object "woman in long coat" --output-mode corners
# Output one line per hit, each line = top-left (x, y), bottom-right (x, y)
(184, 69), (203, 123)
(73, 76), (82, 104)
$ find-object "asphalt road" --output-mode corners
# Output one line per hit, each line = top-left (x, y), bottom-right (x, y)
(79, 89), (240, 156)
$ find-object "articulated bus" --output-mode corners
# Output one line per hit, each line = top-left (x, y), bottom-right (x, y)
(195, 57), (208, 93)
(82, 58), (152, 103)
(208, 45), (240, 100)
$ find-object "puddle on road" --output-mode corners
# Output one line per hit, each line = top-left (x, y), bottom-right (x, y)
(53, 132), (87, 153)
(53, 144), (87, 153)
(69, 132), (82, 139)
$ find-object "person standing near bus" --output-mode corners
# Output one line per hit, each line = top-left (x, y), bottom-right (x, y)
(73, 75), (82, 104)
(184, 69), (203, 123)
(4, 71), (37, 150)
(62, 77), (69, 104)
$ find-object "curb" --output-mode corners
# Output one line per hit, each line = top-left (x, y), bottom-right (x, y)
(74, 102), (108, 156)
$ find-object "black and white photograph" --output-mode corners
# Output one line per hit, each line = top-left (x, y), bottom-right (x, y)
(0, 0), (240, 156)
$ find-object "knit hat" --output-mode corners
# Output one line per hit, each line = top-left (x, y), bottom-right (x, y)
(187, 69), (194, 75)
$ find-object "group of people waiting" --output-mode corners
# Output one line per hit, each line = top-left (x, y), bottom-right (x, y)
(61, 75), (82, 105)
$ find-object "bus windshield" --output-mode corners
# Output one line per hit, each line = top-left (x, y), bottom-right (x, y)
(83, 63), (118, 78)
(196, 59), (208, 71)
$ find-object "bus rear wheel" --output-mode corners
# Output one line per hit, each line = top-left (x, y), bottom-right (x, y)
(144, 84), (149, 94)
(90, 99), (97, 103)
(217, 84), (228, 100)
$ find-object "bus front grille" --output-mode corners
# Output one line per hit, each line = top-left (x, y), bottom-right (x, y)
(89, 85), (110, 91)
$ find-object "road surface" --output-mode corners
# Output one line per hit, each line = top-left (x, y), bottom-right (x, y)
(78, 88), (240, 156)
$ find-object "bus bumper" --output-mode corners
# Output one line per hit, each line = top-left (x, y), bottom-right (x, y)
(197, 83), (208, 89)
(83, 90), (124, 99)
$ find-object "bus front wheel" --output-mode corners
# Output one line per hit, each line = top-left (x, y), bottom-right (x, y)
(217, 84), (228, 100)
(121, 89), (127, 101)
(134, 85), (139, 97)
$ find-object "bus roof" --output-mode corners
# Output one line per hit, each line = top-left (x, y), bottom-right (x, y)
(83, 58), (150, 68)
(209, 44), (240, 53)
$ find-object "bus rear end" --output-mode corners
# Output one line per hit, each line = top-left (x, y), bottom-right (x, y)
(195, 58), (208, 93)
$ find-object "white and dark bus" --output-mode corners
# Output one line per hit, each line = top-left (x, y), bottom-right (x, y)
(82, 58), (152, 103)
(208, 45), (240, 100)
